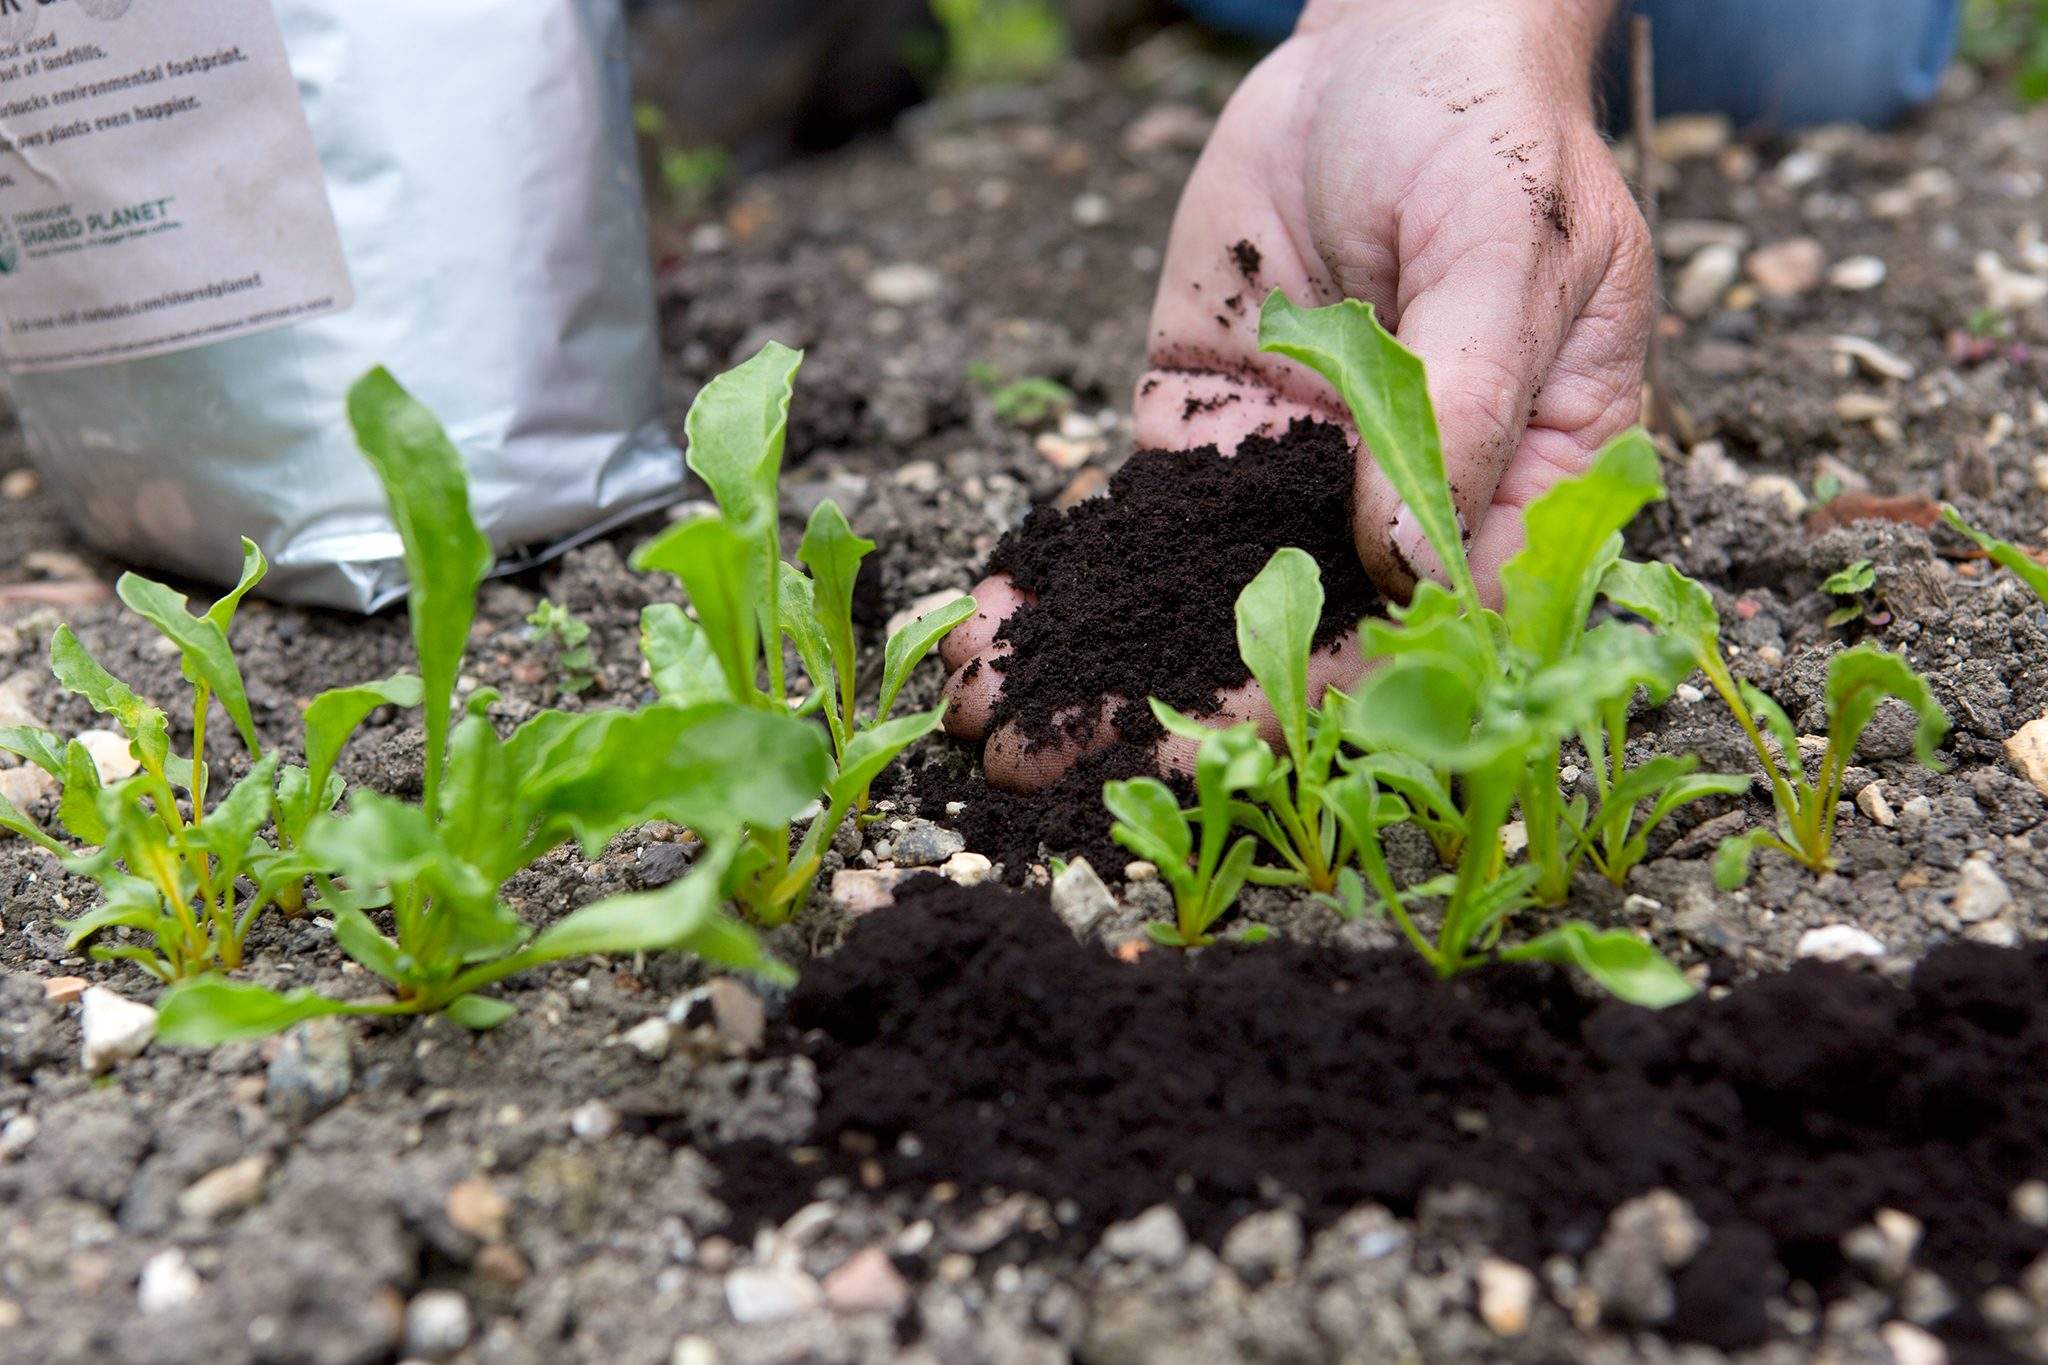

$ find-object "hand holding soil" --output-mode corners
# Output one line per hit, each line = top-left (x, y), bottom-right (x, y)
(942, 0), (1654, 791)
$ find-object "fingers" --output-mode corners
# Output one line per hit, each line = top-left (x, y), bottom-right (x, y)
(1132, 367), (1338, 455)
(983, 698), (1122, 793)
(939, 575), (1027, 671)
(940, 576), (1032, 743)
(1154, 632), (1368, 779)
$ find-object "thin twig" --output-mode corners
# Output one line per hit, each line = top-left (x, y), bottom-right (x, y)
(1628, 14), (1676, 437)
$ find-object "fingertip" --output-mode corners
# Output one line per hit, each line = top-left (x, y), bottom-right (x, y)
(939, 574), (1029, 671)
(941, 646), (1006, 742)
(982, 700), (1119, 794)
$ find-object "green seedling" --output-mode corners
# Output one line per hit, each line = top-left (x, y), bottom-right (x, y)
(1106, 716), (1272, 947)
(1600, 560), (1947, 886)
(923, 0), (1068, 88)
(1942, 503), (2048, 602)
(1821, 558), (1879, 628)
(634, 342), (974, 923)
(526, 599), (598, 695)
(967, 362), (1075, 428)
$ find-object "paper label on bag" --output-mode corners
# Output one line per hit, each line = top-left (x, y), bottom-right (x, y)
(0, 0), (351, 373)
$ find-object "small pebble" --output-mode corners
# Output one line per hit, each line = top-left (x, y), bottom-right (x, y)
(616, 1016), (673, 1060)
(177, 1156), (271, 1223)
(80, 985), (156, 1074)
(267, 1018), (354, 1121)
(446, 1177), (511, 1241)
(668, 977), (766, 1053)
(1050, 858), (1116, 939)
(1856, 782), (1896, 828)
(1, 469), (38, 500)
(1476, 1258), (1538, 1337)
(137, 1249), (201, 1314)
(821, 1247), (911, 1315)
(1221, 1209), (1303, 1282)
(940, 850), (993, 885)
(1831, 335), (1916, 382)
(43, 976), (87, 1004)
(569, 1099), (619, 1142)
(1122, 860), (1157, 883)
(76, 730), (140, 784)
(863, 263), (943, 307)
(1071, 192), (1111, 227)
(725, 1266), (823, 1324)
(2012, 1180), (2048, 1227)
(1952, 855), (2012, 924)
(1828, 255), (1888, 290)
(891, 820), (965, 868)
(1745, 237), (1825, 297)
(1880, 1320), (1947, 1365)
(831, 868), (908, 915)
(1100, 1205), (1188, 1265)
(1672, 244), (1740, 319)
(1797, 924), (1886, 962)
(403, 1290), (473, 1359)
(0, 1114), (38, 1160)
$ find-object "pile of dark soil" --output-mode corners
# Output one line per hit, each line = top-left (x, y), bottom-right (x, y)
(904, 743), (1169, 878)
(727, 877), (2048, 1358)
(983, 417), (1379, 749)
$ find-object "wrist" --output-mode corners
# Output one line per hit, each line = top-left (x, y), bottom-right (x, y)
(1296, 0), (1615, 99)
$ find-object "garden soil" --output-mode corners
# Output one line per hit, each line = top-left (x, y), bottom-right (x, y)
(4, 41), (2048, 1365)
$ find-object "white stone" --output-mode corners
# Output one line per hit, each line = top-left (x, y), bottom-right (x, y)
(821, 1246), (911, 1314)
(1797, 924), (1885, 962)
(1122, 860), (1157, 883)
(1672, 244), (1740, 319)
(0, 1114), (37, 1160)
(1651, 113), (1730, 161)
(864, 263), (943, 307)
(1659, 220), (1748, 260)
(2004, 715), (2048, 796)
(1953, 855), (2012, 924)
(1856, 782), (1897, 828)
(1976, 251), (2048, 312)
(0, 764), (54, 809)
(178, 1156), (270, 1222)
(1071, 192), (1111, 227)
(403, 1289), (473, 1359)
(725, 1266), (823, 1324)
(1828, 255), (1888, 290)
(1476, 1257), (1538, 1337)
(1100, 1205), (1188, 1265)
(1050, 858), (1116, 938)
(940, 851), (993, 886)
(80, 986), (156, 1074)
(1880, 1320), (1947, 1365)
(1745, 238), (1825, 297)
(569, 1099), (618, 1142)
(1830, 335), (1917, 382)
(76, 729), (140, 783)
(1744, 473), (1808, 519)
(616, 1017), (673, 1060)
(831, 868), (908, 915)
(671, 1337), (719, 1365)
(137, 1249), (201, 1314)
(1773, 146), (1829, 189)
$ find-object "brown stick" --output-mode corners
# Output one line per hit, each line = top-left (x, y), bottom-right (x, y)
(1628, 14), (1675, 437)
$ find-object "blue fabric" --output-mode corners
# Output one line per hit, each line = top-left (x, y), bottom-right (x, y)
(1178, 0), (1963, 129)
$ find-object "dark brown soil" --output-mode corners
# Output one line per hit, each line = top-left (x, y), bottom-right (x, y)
(732, 875), (2048, 1361)
(904, 741), (1173, 880)
(984, 418), (1379, 750)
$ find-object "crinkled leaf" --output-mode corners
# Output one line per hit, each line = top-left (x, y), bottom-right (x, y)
(1502, 922), (1697, 1007)
(50, 627), (168, 773)
(157, 978), (355, 1045)
(631, 516), (762, 704)
(643, 602), (732, 708)
(1499, 430), (1664, 666)
(1599, 559), (1721, 666)
(0, 788), (62, 854)
(205, 538), (268, 634)
(57, 740), (107, 846)
(878, 595), (977, 721)
(1942, 505), (2048, 604)
(1826, 643), (1947, 769)
(115, 571), (260, 753)
(1823, 559), (1876, 597)
(684, 340), (802, 532)
(1258, 291), (1478, 610)
(0, 726), (66, 779)
(346, 367), (494, 811)
(1234, 547), (1322, 766)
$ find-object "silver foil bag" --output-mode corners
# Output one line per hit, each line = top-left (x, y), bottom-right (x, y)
(0, 0), (676, 610)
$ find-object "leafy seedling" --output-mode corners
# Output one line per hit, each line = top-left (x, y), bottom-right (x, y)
(1941, 504), (2048, 603)
(526, 599), (599, 695)
(921, 0), (1068, 89)
(967, 362), (1074, 428)
(1821, 558), (1881, 628)
(1107, 716), (1271, 947)
(635, 342), (974, 923)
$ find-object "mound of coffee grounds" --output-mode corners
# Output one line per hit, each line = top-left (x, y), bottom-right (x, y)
(984, 419), (1380, 749)
(906, 742), (1172, 881)
(727, 878), (2048, 1358)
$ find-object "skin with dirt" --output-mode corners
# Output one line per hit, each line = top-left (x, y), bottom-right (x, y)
(2, 51), (2048, 1365)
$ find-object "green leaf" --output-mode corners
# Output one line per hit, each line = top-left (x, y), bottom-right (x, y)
(521, 839), (742, 962)
(878, 595), (977, 721)
(115, 571), (261, 753)
(50, 627), (169, 773)
(1257, 291), (1477, 611)
(300, 676), (423, 829)
(0, 726), (66, 778)
(328, 905), (406, 984)
(1942, 505), (2048, 604)
(0, 788), (63, 854)
(60, 889), (164, 947)
(1498, 430), (1665, 666)
(631, 516), (762, 704)
(1713, 830), (1764, 889)
(1501, 922), (1697, 1007)
(798, 500), (873, 721)
(1200, 834), (1259, 933)
(1234, 548), (1322, 767)
(156, 977), (354, 1045)
(1104, 776), (1193, 872)
(827, 706), (946, 809)
(346, 367), (494, 813)
(1825, 644), (1948, 769)
(1742, 682), (1805, 784)
(1822, 559), (1876, 597)
(642, 603), (732, 708)
(776, 567), (840, 736)
(184, 753), (280, 887)
(1599, 559), (1722, 667)
(445, 995), (516, 1030)
(205, 538), (269, 634)
(57, 740), (107, 846)
(1342, 660), (1481, 766)
(684, 340), (802, 532)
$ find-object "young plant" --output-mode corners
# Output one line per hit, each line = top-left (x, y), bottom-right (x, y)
(634, 342), (975, 923)
(1821, 558), (1879, 628)
(1941, 503), (2048, 602)
(1599, 560), (1947, 886)
(1106, 717), (1273, 947)
(967, 362), (1074, 429)
(924, 0), (1068, 88)
(526, 598), (599, 695)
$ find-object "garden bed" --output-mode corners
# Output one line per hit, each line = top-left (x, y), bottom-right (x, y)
(4, 46), (2048, 1365)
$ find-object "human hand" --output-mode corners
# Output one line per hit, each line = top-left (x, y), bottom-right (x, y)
(944, 0), (1651, 791)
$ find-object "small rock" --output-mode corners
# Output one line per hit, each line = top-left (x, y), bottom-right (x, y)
(1035, 432), (1103, 470)
(1122, 860), (1157, 883)
(177, 1155), (270, 1223)
(668, 978), (766, 1053)
(1813, 453), (1872, 494)
(0, 1114), (39, 1160)
(2012, 1180), (2048, 1227)
(1652, 113), (1730, 160)
(0, 765), (55, 809)
(1856, 782), (1896, 827)
(403, 1289), (473, 1359)
(822, 1247), (910, 1314)
(1120, 102), (1212, 155)
(940, 851), (993, 885)
(1773, 145), (1829, 188)
(267, 1017), (353, 1121)
(1051, 858), (1116, 938)
(80, 985), (156, 1074)
(1221, 1209), (1303, 1282)
(1744, 473), (1808, 518)
(1831, 335), (1916, 382)
(0, 673), (41, 729)
(1834, 391), (1896, 423)
(1844, 1208), (1923, 1281)
(1746, 238), (1825, 297)
(635, 842), (696, 888)
(726, 1266), (824, 1324)
(1829, 255), (1888, 290)
(616, 1016), (673, 1060)
(1880, 1320), (1947, 1365)
(137, 1249), (201, 1314)
(569, 1100), (618, 1142)
(1659, 220), (1748, 259)
(474, 1242), (529, 1288)
(1797, 924), (1885, 961)
(1, 469), (37, 499)
(1953, 855), (2012, 924)
(2004, 715), (2048, 796)
(1585, 1191), (1705, 1326)
(864, 263), (943, 307)
(830, 868), (908, 915)
(1101, 1205), (1188, 1266)
(1071, 192), (1111, 227)
(1976, 251), (2048, 312)
(44, 975), (87, 1004)
(1476, 1258), (1538, 1337)
(446, 1177), (511, 1242)
(891, 820), (965, 868)
(671, 1338), (719, 1365)
(1672, 244), (1741, 319)
(76, 729), (140, 783)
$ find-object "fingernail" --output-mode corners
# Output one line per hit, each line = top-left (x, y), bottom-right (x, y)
(1389, 504), (1452, 588)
